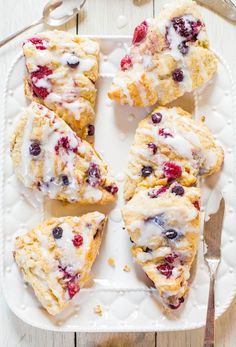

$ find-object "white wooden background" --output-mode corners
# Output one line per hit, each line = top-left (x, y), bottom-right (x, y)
(0, 0), (236, 346)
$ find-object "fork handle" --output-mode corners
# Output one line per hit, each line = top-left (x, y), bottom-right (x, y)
(0, 18), (43, 48)
(203, 274), (215, 347)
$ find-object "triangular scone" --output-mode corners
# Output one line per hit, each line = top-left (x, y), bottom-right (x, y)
(124, 106), (223, 201)
(108, 0), (217, 107)
(23, 30), (99, 139)
(14, 212), (106, 315)
(10, 102), (118, 204)
(122, 184), (200, 309)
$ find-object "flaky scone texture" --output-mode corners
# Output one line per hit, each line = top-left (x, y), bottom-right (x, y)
(122, 184), (200, 309)
(10, 102), (118, 204)
(23, 30), (99, 139)
(14, 212), (106, 315)
(108, 0), (217, 107)
(124, 106), (224, 201)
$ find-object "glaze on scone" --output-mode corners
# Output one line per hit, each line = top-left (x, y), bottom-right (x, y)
(122, 184), (200, 309)
(14, 212), (106, 315)
(108, 0), (217, 107)
(10, 102), (118, 204)
(124, 106), (224, 201)
(23, 30), (99, 139)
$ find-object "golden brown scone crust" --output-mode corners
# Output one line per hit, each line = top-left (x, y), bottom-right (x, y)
(10, 102), (118, 204)
(124, 106), (224, 201)
(14, 212), (106, 315)
(122, 184), (200, 309)
(23, 30), (99, 139)
(108, 0), (217, 107)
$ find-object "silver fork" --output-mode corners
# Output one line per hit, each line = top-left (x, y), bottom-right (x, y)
(203, 196), (225, 347)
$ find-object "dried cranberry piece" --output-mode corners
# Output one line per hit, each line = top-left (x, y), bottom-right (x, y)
(72, 234), (83, 247)
(156, 263), (173, 278)
(67, 281), (80, 298)
(132, 21), (148, 44)
(30, 65), (52, 99)
(27, 37), (46, 50)
(163, 162), (182, 181)
(120, 55), (133, 71)
(165, 253), (178, 264)
(178, 41), (189, 55)
(193, 200), (200, 210)
(105, 184), (119, 195)
(169, 297), (185, 309)
(158, 128), (173, 138)
(148, 186), (167, 198)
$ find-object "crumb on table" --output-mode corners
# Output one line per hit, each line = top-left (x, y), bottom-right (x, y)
(94, 304), (103, 316)
(107, 257), (115, 267)
(123, 264), (131, 272)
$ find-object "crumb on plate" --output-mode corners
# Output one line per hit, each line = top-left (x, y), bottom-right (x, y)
(123, 264), (131, 272)
(94, 304), (103, 316)
(107, 257), (115, 267)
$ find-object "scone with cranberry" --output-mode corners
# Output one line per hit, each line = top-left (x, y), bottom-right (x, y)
(23, 30), (99, 139)
(14, 212), (106, 315)
(108, 0), (217, 107)
(10, 102), (118, 204)
(122, 184), (200, 310)
(124, 106), (224, 201)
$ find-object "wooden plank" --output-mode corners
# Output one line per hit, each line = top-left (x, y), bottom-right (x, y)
(77, 332), (155, 347)
(0, 1), (75, 346)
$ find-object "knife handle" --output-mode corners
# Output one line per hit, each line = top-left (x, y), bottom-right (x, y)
(203, 274), (215, 347)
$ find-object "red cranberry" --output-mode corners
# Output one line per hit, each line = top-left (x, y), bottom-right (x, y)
(87, 163), (101, 187)
(156, 263), (173, 278)
(158, 128), (173, 138)
(148, 186), (167, 198)
(151, 112), (162, 124)
(87, 124), (95, 136)
(55, 137), (71, 154)
(52, 226), (63, 239)
(147, 143), (157, 155)
(120, 55), (133, 71)
(193, 200), (200, 210)
(132, 20), (148, 44)
(141, 166), (153, 177)
(172, 69), (184, 82)
(29, 141), (41, 156)
(165, 253), (178, 264)
(165, 229), (178, 239)
(171, 185), (184, 196)
(169, 297), (185, 309)
(72, 234), (83, 247)
(28, 37), (46, 50)
(105, 184), (119, 195)
(67, 281), (80, 298)
(163, 162), (182, 181)
(30, 65), (52, 99)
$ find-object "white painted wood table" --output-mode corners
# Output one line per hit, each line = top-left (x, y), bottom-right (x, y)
(0, 1), (236, 346)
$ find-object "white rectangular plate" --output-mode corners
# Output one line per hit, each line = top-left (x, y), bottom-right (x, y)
(1, 36), (236, 332)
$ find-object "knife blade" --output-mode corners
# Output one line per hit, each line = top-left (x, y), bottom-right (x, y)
(204, 196), (225, 260)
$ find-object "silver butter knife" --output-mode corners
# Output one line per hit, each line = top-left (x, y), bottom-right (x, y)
(203, 196), (225, 347)
(197, 0), (236, 21)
